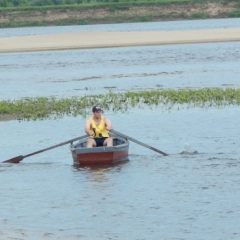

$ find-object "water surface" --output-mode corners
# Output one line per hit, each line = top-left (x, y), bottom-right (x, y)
(1, 18), (239, 38)
(1, 42), (240, 100)
(0, 107), (240, 239)
(1, 19), (240, 239)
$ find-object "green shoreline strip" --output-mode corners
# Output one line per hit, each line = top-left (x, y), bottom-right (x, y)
(0, 0), (240, 28)
(1, 88), (240, 120)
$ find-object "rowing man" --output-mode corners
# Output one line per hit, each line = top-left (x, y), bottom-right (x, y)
(85, 106), (113, 148)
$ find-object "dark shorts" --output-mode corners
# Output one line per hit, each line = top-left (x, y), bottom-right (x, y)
(94, 137), (108, 147)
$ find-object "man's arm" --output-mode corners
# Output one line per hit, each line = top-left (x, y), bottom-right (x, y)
(105, 118), (113, 131)
(85, 119), (94, 136)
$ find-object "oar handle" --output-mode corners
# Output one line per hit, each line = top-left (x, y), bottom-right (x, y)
(111, 129), (168, 156)
(92, 128), (96, 137)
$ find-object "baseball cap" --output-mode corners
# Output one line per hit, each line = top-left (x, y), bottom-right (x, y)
(92, 106), (102, 112)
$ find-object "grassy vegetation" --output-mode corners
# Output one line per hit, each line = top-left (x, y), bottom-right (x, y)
(0, 0), (231, 12)
(1, 88), (240, 121)
(228, 11), (240, 17)
(0, 0), (226, 11)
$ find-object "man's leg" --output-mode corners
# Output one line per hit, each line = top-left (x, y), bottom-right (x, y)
(104, 137), (113, 147)
(87, 138), (96, 148)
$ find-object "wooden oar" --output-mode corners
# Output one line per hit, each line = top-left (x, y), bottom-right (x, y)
(3, 135), (88, 164)
(111, 129), (168, 156)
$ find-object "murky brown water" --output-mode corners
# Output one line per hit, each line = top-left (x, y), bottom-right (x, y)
(1, 19), (240, 239)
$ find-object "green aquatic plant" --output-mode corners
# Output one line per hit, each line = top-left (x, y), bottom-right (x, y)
(1, 88), (240, 121)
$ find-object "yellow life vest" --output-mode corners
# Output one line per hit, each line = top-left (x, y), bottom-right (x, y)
(90, 116), (109, 138)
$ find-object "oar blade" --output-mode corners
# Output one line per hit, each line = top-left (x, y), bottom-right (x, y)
(3, 155), (24, 163)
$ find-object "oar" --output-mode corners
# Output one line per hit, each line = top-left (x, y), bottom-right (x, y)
(111, 129), (168, 156)
(3, 135), (88, 164)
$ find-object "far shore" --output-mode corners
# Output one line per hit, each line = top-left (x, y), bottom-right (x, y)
(0, 28), (240, 53)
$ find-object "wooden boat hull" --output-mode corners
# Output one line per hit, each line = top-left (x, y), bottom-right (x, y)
(70, 134), (129, 166)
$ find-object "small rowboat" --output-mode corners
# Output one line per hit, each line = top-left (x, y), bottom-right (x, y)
(70, 133), (129, 166)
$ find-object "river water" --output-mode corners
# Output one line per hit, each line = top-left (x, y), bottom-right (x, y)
(0, 19), (240, 239)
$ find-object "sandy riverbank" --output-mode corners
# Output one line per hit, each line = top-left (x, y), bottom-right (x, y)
(0, 28), (240, 53)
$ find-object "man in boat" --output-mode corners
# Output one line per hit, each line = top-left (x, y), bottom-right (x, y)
(85, 106), (113, 148)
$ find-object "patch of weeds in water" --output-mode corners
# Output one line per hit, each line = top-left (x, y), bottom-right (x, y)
(1, 88), (240, 121)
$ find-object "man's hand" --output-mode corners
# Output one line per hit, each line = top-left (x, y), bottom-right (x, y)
(106, 126), (112, 131)
(87, 130), (95, 136)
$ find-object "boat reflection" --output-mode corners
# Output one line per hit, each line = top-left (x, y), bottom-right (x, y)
(72, 160), (129, 183)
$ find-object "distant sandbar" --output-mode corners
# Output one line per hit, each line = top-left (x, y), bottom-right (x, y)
(0, 28), (240, 53)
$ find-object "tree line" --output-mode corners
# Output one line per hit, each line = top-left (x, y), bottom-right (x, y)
(0, 0), (122, 7)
